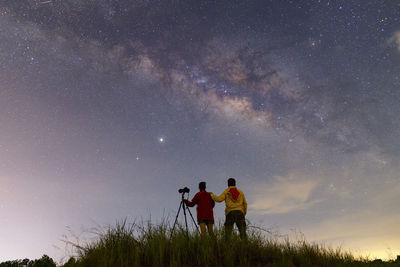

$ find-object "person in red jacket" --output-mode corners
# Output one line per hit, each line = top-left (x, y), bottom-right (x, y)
(183, 181), (215, 235)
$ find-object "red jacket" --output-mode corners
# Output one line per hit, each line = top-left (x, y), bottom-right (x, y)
(184, 190), (215, 222)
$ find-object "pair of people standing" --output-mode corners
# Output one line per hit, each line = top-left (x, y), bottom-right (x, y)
(183, 178), (247, 238)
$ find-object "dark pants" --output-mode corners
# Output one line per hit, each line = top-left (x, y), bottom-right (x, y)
(225, 210), (246, 239)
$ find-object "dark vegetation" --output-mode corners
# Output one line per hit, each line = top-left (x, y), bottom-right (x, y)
(2, 221), (400, 266)
(0, 254), (56, 267)
(62, 220), (400, 267)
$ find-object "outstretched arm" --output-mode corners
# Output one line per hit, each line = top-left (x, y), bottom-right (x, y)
(208, 192), (215, 208)
(184, 193), (198, 207)
(210, 190), (226, 202)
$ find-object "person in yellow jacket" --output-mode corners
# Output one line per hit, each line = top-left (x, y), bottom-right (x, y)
(210, 177), (247, 239)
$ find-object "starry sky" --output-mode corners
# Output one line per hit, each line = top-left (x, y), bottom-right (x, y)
(1, 0), (400, 262)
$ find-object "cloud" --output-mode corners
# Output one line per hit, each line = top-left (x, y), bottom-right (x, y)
(389, 31), (400, 52)
(301, 209), (400, 260)
(249, 175), (320, 214)
(288, 172), (400, 260)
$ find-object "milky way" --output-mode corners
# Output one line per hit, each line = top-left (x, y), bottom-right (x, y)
(1, 0), (400, 262)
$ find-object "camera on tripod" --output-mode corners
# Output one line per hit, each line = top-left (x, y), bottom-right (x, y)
(178, 187), (190, 194)
(171, 186), (199, 237)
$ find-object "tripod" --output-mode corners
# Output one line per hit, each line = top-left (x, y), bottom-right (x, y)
(170, 191), (199, 238)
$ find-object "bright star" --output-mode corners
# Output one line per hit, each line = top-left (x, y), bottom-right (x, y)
(159, 137), (165, 143)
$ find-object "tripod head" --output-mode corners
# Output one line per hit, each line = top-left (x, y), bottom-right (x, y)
(178, 187), (190, 199)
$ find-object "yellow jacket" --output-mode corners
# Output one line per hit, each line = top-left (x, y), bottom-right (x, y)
(211, 186), (247, 216)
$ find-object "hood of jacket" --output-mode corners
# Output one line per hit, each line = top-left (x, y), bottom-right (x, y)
(228, 187), (240, 201)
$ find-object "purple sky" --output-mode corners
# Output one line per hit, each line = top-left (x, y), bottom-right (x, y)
(1, 0), (400, 262)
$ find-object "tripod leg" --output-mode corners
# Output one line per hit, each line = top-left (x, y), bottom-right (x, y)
(170, 201), (183, 238)
(186, 204), (200, 233)
(182, 201), (189, 235)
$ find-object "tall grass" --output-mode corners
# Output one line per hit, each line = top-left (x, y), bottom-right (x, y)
(65, 220), (396, 267)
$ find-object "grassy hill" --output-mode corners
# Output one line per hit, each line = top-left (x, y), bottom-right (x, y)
(63, 220), (399, 267)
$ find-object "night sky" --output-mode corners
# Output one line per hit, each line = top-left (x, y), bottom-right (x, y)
(1, 0), (400, 262)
